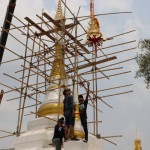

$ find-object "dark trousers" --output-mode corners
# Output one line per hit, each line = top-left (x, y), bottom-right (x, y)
(80, 115), (88, 141)
(52, 138), (61, 150)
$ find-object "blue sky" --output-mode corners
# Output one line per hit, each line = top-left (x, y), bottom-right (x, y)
(0, 0), (150, 149)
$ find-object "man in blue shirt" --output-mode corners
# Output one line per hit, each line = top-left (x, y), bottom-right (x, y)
(63, 88), (75, 140)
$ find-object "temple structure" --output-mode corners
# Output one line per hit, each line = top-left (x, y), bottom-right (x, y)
(14, 0), (101, 149)
(134, 138), (142, 150)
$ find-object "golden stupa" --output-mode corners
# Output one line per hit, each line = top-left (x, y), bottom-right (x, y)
(134, 138), (142, 150)
(38, 0), (66, 117)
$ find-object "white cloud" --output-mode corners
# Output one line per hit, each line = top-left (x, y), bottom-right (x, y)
(95, 0), (133, 12)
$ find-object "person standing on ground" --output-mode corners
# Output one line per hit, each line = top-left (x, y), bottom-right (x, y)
(78, 82), (90, 142)
(63, 88), (77, 140)
(52, 117), (65, 150)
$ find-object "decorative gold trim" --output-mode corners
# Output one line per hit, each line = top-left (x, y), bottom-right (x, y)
(74, 130), (84, 138)
(47, 84), (59, 91)
(87, 17), (102, 38)
(38, 102), (63, 117)
(74, 104), (80, 121)
(49, 44), (66, 82)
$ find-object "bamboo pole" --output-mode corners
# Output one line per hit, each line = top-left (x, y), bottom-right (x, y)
(100, 57), (135, 69)
(18, 35), (37, 134)
(99, 90), (133, 99)
(107, 30), (136, 39)
(100, 40), (136, 51)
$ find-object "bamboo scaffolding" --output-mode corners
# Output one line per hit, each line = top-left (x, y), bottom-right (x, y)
(98, 90), (133, 99)
(60, 0), (87, 34)
(36, 14), (57, 40)
(17, 103), (41, 111)
(88, 121), (102, 124)
(67, 56), (117, 73)
(3, 73), (44, 95)
(107, 30), (136, 39)
(0, 134), (15, 139)
(71, 74), (113, 108)
(21, 54), (117, 84)
(42, 12), (90, 54)
(38, 46), (136, 69)
(34, 22), (77, 37)
(101, 138), (117, 146)
(88, 132), (117, 145)
(4, 81), (46, 95)
(30, 111), (57, 122)
(10, 14), (58, 62)
(0, 130), (15, 135)
(100, 40), (136, 51)
(24, 17), (55, 41)
(5, 70), (132, 100)
(100, 57), (135, 69)
(68, 11), (132, 20)
(95, 84), (133, 93)
(81, 84), (133, 96)
(88, 71), (131, 81)
(18, 35), (37, 134)
(101, 135), (122, 138)
(0, 1), (137, 142)
(0, 82), (41, 104)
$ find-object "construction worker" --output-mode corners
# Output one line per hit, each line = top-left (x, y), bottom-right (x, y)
(78, 83), (90, 142)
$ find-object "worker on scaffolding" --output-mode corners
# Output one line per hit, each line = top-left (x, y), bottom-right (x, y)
(0, 89), (4, 104)
(52, 117), (65, 150)
(78, 82), (90, 142)
(63, 88), (78, 141)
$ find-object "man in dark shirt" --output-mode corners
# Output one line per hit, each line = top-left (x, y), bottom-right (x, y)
(78, 83), (90, 142)
(63, 88), (76, 140)
(52, 117), (65, 150)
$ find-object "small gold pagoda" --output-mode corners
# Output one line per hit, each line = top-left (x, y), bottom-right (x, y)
(134, 138), (142, 150)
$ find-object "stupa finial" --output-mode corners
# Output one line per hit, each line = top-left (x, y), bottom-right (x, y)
(55, 0), (64, 20)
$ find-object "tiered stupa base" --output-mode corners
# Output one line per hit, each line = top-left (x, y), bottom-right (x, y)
(15, 116), (101, 150)
(14, 116), (60, 150)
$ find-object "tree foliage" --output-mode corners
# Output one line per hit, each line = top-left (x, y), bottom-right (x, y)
(135, 39), (150, 89)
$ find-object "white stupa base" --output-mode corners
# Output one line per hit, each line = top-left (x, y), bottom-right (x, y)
(64, 134), (101, 150)
(14, 116), (63, 150)
(14, 115), (101, 150)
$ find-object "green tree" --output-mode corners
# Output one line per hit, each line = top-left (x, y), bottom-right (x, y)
(135, 39), (150, 89)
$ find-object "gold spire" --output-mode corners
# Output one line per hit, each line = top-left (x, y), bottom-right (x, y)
(38, 0), (66, 117)
(38, 44), (66, 116)
(55, 0), (64, 20)
(87, 16), (103, 38)
(87, 0), (104, 40)
(134, 138), (142, 150)
(50, 44), (66, 81)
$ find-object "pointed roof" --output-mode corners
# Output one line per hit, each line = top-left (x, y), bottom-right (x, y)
(55, 0), (64, 20)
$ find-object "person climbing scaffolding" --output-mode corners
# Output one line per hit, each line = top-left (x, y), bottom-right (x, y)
(78, 82), (90, 142)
